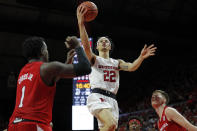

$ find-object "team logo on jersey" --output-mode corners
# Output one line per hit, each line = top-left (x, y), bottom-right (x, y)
(100, 98), (105, 102)
(98, 65), (118, 70)
(160, 123), (168, 131)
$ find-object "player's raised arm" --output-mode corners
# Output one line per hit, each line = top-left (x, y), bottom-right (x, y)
(40, 36), (92, 86)
(166, 107), (197, 131)
(118, 44), (157, 72)
(77, 5), (96, 64)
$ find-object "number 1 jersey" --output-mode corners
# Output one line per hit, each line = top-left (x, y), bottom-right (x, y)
(89, 56), (119, 94)
(9, 62), (56, 125)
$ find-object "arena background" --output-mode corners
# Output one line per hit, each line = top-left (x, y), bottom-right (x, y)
(0, 0), (197, 130)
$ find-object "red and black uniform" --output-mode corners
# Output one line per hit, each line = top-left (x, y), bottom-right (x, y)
(8, 62), (56, 131)
(158, 106), (187, 131)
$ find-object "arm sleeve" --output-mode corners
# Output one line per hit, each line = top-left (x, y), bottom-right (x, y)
(73, 47), (92, 76)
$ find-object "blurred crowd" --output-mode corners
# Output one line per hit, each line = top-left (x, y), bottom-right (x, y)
(118, 101), (197, 131)
(117, 63), (197, 131)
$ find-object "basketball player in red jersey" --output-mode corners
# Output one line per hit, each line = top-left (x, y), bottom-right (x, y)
(77, 6), (157, 131)
(8, 36), (91, 131)
(151, 90), (197, 131)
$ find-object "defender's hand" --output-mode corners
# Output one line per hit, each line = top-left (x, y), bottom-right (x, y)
(66, 49), (76, 64)
(65, 36), (80, 49)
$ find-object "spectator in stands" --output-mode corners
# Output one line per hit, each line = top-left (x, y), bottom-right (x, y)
(128, 116), (142, 131)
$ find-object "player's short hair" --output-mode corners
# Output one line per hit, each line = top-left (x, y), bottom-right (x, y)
(22, 36), (45, 60)
(153, 90), (170, 105)
(94, 36), (114, 55)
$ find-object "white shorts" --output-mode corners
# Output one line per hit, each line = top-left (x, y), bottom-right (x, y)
(87, 93), (119, 128)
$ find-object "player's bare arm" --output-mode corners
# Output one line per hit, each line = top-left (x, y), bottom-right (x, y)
(42, 49), (76, 84)
(118, 58), (144, 72)
(166, 107), (197, 131)
(77, 5), (96, 65)
(118, 44), (157, 72)
(41, 36), (91, 86)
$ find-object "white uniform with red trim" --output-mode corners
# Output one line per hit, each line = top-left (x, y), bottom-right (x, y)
(87, 56), (120, 128)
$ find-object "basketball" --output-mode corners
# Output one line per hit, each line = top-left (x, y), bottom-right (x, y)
(79, 1), (98, 22)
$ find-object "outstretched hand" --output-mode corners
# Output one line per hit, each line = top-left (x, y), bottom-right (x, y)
(140, 44), (157, 59)
(77, 4), (87, 24)
(66, 49), (76, 64)
(64, 36), (80, 49)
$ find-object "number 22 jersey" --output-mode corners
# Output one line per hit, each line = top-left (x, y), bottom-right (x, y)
(89, 56), (120, 94)
(9, 62), (56, 125)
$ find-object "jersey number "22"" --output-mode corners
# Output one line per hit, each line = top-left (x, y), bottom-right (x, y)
(103, 70), (116, 82)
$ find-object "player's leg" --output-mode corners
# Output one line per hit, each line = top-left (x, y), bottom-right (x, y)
(96, 108), (117, 131)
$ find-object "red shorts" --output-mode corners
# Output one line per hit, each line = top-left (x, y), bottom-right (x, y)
(8, 121), (52, 131)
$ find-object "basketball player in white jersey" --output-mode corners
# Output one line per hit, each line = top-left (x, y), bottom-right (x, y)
(77, 6), (157, 131)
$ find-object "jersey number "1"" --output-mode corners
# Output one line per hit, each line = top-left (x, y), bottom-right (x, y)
(19, 86), (25, 108)
(103, 70), (116, 82)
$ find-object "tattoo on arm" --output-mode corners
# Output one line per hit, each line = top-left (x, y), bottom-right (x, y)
(121, 65), (129, 70)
